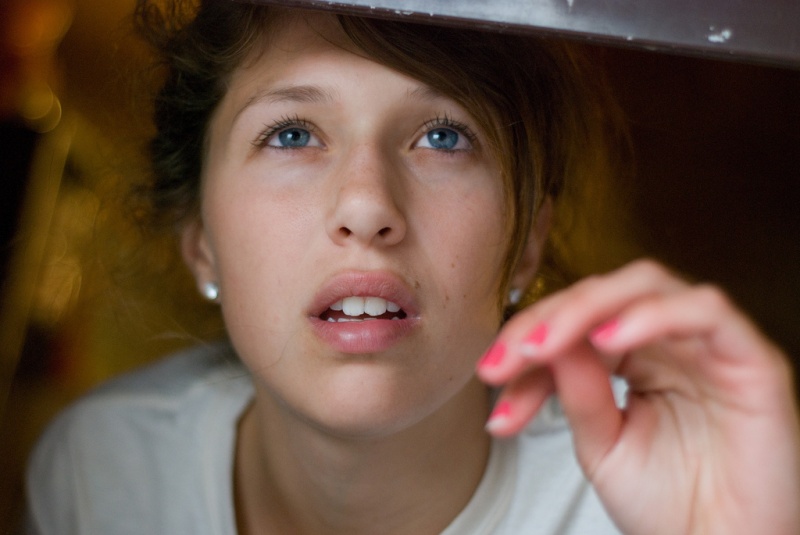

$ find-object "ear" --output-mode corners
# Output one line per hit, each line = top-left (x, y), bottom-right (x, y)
(180, 216), (218, 291)
(509, 197), (553, 292)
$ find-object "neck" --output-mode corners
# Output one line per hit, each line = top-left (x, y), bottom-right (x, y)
(235, 378), (492, 535)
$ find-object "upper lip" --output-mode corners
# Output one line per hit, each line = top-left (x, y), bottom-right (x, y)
(308, 271), (420, 319)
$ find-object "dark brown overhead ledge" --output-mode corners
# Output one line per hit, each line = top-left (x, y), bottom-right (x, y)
(245, 0), (800, 69)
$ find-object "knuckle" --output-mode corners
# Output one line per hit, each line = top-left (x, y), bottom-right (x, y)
(571, 273), (604, 298)
(691, 283), (731, 312)
(629, 258), (670, 282)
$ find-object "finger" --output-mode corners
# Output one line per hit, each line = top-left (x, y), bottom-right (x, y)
(516, 260), (688, 360)
(479, 259), (687, 385)
(547, 342), (623, 478)
(485, 367), (555, 438)
(590, 285), (740, 354)
(588, 284), (793, 404)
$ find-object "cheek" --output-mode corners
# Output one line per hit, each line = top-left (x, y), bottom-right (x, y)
(206, 173), (316, 259)
(421, 184), (508, 328)
(204, 185), (318, 320)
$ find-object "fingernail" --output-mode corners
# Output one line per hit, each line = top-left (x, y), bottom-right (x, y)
(591, 319), (619, 343)
(485, 400), (512, 433)
(519, 323), (548, 358)
(477, 342), (506, 370)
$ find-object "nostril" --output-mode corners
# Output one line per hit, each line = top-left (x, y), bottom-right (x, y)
(378, 227), (391, 237)
(339, 227), (352, 237)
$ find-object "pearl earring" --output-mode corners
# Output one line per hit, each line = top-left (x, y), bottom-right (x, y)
(201, 282), (220, 302)
(508, 287), (523, 306)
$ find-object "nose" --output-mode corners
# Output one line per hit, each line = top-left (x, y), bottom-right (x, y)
(326, 144), (407, 248)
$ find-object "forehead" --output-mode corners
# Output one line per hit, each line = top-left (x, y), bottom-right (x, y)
(212, 11), (450, 136)
(234, 10), (361, 83)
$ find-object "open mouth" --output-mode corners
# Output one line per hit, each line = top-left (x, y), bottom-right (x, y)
(319, 296), (408, 323)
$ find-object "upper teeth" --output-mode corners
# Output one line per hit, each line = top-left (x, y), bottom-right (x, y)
(330, 296), (401, 317)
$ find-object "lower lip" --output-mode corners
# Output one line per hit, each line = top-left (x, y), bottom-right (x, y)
(310, 317), (419, 354)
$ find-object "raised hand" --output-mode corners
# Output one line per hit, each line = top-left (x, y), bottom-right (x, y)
(477, 260), (800, 535)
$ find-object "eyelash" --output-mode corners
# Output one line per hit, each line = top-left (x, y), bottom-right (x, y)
(420, 114), (479, 148)
(252, 115), (316, 149)
(251, 113), (479, 150)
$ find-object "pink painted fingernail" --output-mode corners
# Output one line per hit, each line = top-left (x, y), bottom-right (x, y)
(525, 324), (548, 345)
(485, 400), (512, 433)
(519, 323), (548, 358)
(477, 342), (506, 370)
(591, 319), (619, 343)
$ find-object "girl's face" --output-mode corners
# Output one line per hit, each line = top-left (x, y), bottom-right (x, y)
(184, 13), (536, 437)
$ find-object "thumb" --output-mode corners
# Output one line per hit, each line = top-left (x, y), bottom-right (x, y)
(549, 343), (623, 478)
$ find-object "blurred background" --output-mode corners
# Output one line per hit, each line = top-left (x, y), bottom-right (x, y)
(1, 0), (799, 532)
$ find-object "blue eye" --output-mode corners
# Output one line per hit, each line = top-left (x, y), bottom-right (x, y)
(270, 127), (312, 148)
(257, 117), (323, 150)
(426, 128), (460, 150)
(415, 118), (475, 152)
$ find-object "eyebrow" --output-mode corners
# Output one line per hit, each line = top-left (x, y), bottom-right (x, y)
(234, 84), (336, 122)
(406, 85), (446, 102)
(232, 82), (450, 127)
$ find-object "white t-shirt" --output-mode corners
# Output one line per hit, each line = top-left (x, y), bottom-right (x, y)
(25, 343), (621, 534)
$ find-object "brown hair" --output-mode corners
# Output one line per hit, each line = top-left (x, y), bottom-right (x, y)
(134, 0), (631, 311)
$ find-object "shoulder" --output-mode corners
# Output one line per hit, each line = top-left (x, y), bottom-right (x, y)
(37, 342), (248, 441)
(25, 342), (250, 534)
(89, 341), (247, 401)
